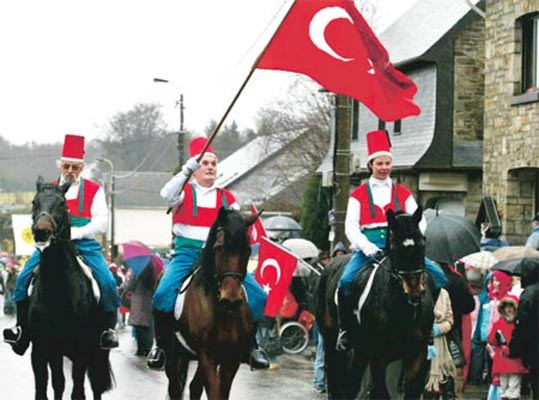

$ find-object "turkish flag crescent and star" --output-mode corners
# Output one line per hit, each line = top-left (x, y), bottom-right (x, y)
(248, 204), (267, 245)
(257, 0), (420, 121)
(255, 236), (298, 317)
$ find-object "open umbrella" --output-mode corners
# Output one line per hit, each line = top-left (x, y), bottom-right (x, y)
(459, 251), (498, 270)
(264, 215), (302, 242)
(424, 209), (481, 265)
(493, 246), (539, 261)
(491, 257), (537, 276)
(282, 238), (319, 277)
(120, 240), (163, 278)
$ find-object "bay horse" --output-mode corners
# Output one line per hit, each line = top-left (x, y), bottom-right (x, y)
(165, 208), (259, 400)
(316, 208), (437, 399)
(28, 179), (114, 400)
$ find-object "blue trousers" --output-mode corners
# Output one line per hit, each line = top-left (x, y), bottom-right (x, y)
(338, 241), (447, 295)
(13, 239), (120, 312)
(152, 246), (267, 321)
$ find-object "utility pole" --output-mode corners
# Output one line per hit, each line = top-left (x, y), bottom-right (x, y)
(97, 158), (115, 258)
(153, 77), (185, 166)
(332, 94), (352, 249)
(176, 94), (185, 166)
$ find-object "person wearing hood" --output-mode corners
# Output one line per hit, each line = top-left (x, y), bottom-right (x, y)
(510, 256), (539, 399)
(331, 241), (347, 258)
(488, 294), (528, 400)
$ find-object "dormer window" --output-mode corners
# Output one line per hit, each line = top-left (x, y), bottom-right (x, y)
(522, 13), (539, 93)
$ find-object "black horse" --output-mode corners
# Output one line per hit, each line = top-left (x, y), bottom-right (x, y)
(165, 208), (258, 400)
(316, 208), (437, 399)
(28, 179), (114, 400)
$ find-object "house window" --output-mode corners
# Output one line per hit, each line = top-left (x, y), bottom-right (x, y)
(393, 119), (402, 136)
(522, 13), (539, 93)
(351, 100), (359, 140)
(378, 119), (386, 130)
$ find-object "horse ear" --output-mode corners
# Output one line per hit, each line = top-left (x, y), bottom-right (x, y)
(217, 206), (228, 224)
(36, 176), (44, 192)
(412, 205), (423, 226)
(386, 208), (396, 228)
(59, 182), (70, 195)
(245, 209), (264, 227)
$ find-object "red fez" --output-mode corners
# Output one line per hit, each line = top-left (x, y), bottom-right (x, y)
(61, 134), (85, 163)
(367, 130), (392, 162)
(189, 136), (216, 159)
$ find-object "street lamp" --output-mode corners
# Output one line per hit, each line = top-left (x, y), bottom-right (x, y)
(97, 158), (116, 257)
(153, 77), (185, 165)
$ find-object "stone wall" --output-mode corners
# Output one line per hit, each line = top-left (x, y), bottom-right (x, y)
(454, 16), (485, 141)
(484, 0), (539, 244)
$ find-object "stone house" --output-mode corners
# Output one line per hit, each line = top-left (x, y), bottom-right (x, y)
(483, 0), (539, 244)
(349, 0), (485, 220)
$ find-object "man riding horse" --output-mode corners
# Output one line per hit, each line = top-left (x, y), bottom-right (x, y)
(3, 134), (121, 354)
(147, 135), (270, 370)
(336, 129), (446, 351)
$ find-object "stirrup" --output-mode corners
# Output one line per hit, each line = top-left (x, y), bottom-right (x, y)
(3, 326), (22, 345)
(147, 347), (166, 371)
(99, 328), (119, 350)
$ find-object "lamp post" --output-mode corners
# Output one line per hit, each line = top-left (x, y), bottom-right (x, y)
(97, 158), (115, 257)
(153, 77), (185, 165)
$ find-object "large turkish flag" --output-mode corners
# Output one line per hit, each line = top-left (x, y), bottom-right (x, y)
(257, 0), (420, 121)
(255, 237), (298, 317)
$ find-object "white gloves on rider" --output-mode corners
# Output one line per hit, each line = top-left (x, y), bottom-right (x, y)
(181, 156), (201, 176)
(361, 241), (381, 257)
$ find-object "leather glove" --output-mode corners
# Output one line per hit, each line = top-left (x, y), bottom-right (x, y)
(362, 241), (381, 258)
(181, 156), (200, 176)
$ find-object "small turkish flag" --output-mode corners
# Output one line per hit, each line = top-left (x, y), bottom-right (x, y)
(255, 237), (298, 317)
(257, 0), (420, 121)
(248, 204), (267, 245)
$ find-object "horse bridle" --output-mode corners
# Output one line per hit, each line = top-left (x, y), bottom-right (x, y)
(213, 227), (247, 285)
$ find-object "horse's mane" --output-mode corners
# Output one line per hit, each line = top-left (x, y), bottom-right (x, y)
(197, 209), (249, 294)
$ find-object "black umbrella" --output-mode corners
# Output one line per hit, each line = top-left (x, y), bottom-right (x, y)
(492, 256), (539, 276)
(424, 209), (481, 265)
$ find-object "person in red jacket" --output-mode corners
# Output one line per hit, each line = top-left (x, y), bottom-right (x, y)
(488, 294), (528, 400)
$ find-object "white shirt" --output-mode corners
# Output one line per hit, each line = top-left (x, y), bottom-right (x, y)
(61, 177), (108, 240)
(160, 174), (239, 241)
(345, 176), (426, 251)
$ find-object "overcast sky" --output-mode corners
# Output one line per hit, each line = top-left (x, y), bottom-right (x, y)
(0, 0), (418, 145)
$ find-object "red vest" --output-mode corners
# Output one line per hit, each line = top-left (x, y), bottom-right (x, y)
(172, 183), (236, 227)
(52, 178), (101, 225)
(350, 182), (411, 226)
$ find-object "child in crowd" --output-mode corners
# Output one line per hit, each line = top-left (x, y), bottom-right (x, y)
(487, 294), (528, 400)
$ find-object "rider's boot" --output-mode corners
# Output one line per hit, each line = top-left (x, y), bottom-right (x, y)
(100, 311), (119, 350)
(243, 323), (270, 370)
(3, 299), (30, 356)
(147, 310), (175, 371)
(336, 288), (355, 351)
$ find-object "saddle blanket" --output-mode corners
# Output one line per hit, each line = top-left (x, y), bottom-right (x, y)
(28, 256), (101, 303)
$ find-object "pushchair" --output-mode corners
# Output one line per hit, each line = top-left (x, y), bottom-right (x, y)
(275, 288), (315, 355)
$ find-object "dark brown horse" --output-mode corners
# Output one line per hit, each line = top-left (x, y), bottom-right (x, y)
(165, 208), (259, 400)
(316, 208), (437, 399)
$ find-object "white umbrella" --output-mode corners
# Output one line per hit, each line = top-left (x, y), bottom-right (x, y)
(459, 251), (498, 270)
(282, 238), (320, 277)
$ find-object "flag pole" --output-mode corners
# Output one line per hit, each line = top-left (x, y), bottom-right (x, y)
(170, 1), (297, 207)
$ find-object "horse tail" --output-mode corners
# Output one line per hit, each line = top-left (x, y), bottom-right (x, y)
(87, 349), (115, 395)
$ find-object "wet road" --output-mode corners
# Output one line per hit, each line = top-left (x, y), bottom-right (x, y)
(0, 296), (323, 399)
